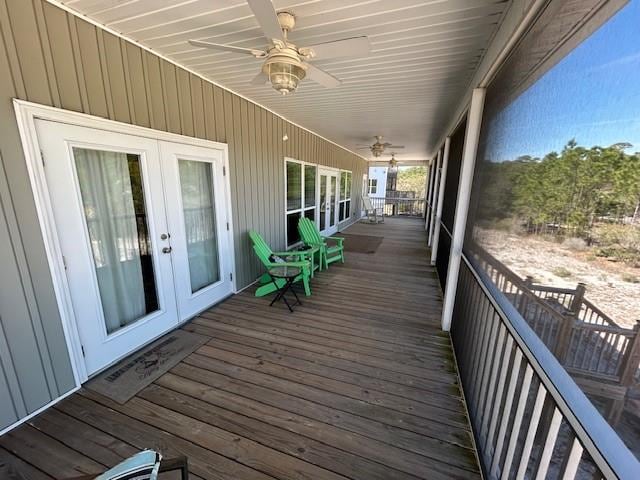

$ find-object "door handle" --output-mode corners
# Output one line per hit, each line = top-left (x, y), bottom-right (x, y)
(162, 247), (172, 254)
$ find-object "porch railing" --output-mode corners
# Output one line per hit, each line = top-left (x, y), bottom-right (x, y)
(470, 245), (640, 428)
(369, 197), (425, 216)
(451, 256), (639, 479)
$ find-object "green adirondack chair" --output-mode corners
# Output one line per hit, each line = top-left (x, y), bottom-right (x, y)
(249, 231), (313, 297)
(297, 217), (345, 270)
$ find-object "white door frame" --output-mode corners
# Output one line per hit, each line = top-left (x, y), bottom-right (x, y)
(13, 99), (236, 385)
(317, 166), (340, 236)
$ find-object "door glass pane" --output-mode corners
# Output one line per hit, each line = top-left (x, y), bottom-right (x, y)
(304, 208), (315, 222)
(320, 175), (327, 231)
(340, 172), (346, 200)
(346, 172), (352, 197)
(179, 160), (220, 293)
(330, 176), (337, 227)
(286, 161), (302, 211)
(287, 212), (301, 246)
(74, 147), (158, 335)
(339, 202), (345, 222)
(304, 166), (316, 208)
(346, 200), (351, 218)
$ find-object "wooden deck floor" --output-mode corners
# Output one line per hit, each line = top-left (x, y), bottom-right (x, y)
(0, 217), (480, 480)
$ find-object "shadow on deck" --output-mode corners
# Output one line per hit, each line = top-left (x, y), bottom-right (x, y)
(0, 217), (480, 480)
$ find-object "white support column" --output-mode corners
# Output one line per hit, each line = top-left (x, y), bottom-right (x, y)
(430, 136), (451, 265)
(424, 158), (435, 230)
(427, 149), (442, 245)
(422, 159), (432, 219)
(441, 88), (486, 331)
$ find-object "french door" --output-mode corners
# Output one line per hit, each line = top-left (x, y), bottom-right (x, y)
(318, 168), (339, 236)
(35, 120), (232, 376)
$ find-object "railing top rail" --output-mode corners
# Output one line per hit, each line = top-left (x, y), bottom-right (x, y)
(472, 247), (570, 321)
(529, 284), (577, 295)
(572, 321), (636, 335)
(462, 253), (640, 479)
(581, 298), (621, 327)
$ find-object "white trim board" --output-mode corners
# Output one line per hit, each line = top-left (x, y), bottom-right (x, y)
(0, 385), (80, 437)
(43, 0), (368, 165)
(12, 99), (237, 388)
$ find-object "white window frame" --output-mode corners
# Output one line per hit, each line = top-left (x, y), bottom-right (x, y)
(368, 178), (378, 195)
(284, 157), (317, 247)
(338, 169), (353, 223)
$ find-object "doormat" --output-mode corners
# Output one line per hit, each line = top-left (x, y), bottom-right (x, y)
(336, 233), (383, 254)
(86, 329), (208, 404)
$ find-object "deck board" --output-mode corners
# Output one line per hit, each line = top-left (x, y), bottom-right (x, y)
(0, 217), (480, 479)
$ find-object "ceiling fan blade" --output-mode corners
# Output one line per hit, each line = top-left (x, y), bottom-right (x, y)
(189, 40), (265, 57)
(250, 71), (268, 85)
(305, 63), (341, 88)
(305, 36), (371, 60)
(247, 0), (284, 42)
(388, 145), (406, 149)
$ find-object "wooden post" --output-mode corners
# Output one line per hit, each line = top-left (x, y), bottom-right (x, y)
(569, 282), (586, 315)
(554, 312), (575, 364)
(619, 320), (640, 386)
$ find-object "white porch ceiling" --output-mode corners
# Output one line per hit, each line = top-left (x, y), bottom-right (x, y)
(58, 0), (511, 160)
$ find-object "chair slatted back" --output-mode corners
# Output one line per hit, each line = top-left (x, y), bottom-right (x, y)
(249, 231), (273, 265)
(362, 196), (374, 210)
(298, 217), (322, 244)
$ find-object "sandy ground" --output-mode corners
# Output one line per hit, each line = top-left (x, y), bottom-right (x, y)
(475, 228), (640, 328)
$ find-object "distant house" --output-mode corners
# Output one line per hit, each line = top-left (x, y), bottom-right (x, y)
(367, 167), (388, 198)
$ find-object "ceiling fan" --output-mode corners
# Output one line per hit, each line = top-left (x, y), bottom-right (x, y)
(357, 136), (405, 157)
(189, 0), (371, 95)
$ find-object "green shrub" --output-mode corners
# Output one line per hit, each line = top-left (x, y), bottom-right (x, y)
(562, 237), (588, 251)
(593, 224), (640, 266)
(553, 267), (572, 278)
(621, 273), (640, 283)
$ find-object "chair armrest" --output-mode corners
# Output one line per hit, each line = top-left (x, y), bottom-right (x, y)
(62, 457), (189, 480)
(272, 250), (309, 258)
(266, 260), (309, 269)
(325, 236), (344, 246)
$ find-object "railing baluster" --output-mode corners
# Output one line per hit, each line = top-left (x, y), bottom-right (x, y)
(491, 348), (523, 478)
(480, 324), (507, 440)
(533, 407), (563, 480)
(515, 383), (547, 480)
(487, 336), (514, 447)
(469, 292), (492, 405)
(501, 364), (534, 480)
(472, 303), (497, 410)
(560, 437), (584, 480)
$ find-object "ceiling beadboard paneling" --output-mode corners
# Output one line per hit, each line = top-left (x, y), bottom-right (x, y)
(59, 0), (511, 159)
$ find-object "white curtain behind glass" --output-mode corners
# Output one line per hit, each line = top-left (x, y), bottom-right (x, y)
(179, 160), (220, 292)
(74, 148), (148, 334)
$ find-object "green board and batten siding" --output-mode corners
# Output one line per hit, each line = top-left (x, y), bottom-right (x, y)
(0, 0), (367, 431)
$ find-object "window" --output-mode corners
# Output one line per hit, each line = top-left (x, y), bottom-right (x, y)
(339, 170), (352, 222)
(285, 159), (316, 246)
(368, 179), (377, 195)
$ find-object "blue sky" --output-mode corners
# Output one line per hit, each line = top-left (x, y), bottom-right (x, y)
(485, 0), (640, 162)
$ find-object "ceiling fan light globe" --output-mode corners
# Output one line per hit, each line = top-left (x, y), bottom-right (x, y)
(263, 57), (306, 95)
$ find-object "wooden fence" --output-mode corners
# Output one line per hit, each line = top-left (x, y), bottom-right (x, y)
(472, 245), (640, 425)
